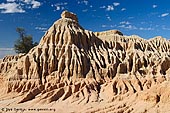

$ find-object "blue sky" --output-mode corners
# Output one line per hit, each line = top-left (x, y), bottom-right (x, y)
(0, 0), (170, 58)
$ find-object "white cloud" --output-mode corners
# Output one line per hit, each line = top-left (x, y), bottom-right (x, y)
(161, 13), (169, 17)
(0, 2), (25, 13)
(22, 0), (41, 9)
(0, 48), (14, 51)
(119, 21), (138, 30)
(119, 25), (137, 30)
(82, 9), (88, 12)
(120, 21), (131, 25)
(0, 48), (16, 59)
(55, 5), (64, 10)
(106, 14), (111, 21)
(31, 1), (41, 8)
(162, 26), (170, 30)
(121, 8), (126, 11)
(21, 0), (31, 4)
(78, 0), (88, 5)
(83, 0), (88, 5)
(55, 2), (68, 6)
(163, 27), (170, 30)
(53, 2), (67, 11)
(107, 16), (111, 21)
(100, 6), (106, 9)
(102, 25), (107, 28)
(106, 5), (114, 11)
(56, 6), (60, 10)
(153, 5), (157, 8)
(139, 27), (154, 31)
(110, 25), (116, 28)
(128, 17), (134, 19)
(119, 23), (154, 31)
(140, 22), (146, 24)
(35, 27), (47, 32)
(7, 0), (16, 2)
(101, 24), (116, 28)
(0, 0), (41, 13)
(113, 2), (120, 6)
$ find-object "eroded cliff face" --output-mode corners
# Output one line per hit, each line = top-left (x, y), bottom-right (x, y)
(1, 11), (170, 113)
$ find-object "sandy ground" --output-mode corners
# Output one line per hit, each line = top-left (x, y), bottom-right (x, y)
(1, 78), (170, 113)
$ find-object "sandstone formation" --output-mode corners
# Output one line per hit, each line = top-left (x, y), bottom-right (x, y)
(94, 30), (123, 36)
(1, 11), (170, 113)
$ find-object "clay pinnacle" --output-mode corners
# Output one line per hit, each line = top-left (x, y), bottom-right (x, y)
(61, 10), (78, 22)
